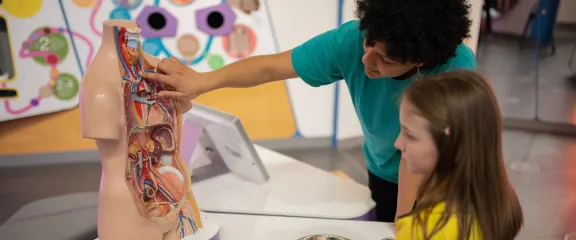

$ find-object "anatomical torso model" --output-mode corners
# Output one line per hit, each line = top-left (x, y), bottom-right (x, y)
(80, 19), (200, 240)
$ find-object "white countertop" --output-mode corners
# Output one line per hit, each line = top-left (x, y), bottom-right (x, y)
(182, 212), (220, 240)
(192, 145), (376, 219)
(211, 212), (395, 240)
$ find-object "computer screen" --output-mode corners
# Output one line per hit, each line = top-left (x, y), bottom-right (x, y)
(181, 102), (269, 184)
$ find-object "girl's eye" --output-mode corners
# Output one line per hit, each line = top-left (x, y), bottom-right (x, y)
(382, 58), (395, 65)
(403, 131), (415, 140)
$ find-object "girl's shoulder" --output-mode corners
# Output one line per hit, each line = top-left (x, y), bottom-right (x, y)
(395, 202), (482, 240)
(427, 43), (477, 76)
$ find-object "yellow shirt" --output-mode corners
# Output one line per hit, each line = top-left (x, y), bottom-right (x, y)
(395, 202), (482, 240)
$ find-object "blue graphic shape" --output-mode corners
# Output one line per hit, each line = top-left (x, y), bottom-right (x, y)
(110, 8), (132, 20)
(142, 38), (163, 56)
(112, 0), (144, 10)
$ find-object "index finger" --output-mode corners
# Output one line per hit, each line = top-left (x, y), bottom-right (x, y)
(156, 58), (179, 75)
(139, 71), (176, 87)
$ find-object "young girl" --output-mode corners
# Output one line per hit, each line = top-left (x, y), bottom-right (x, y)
(393, 70), (524, 239)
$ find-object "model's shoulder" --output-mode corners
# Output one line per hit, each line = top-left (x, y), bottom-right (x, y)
(333, 20), (362, 43)
(332, 20), (364, 75)
(454, 43), (476, 65)
(450, 43), (477, 70)
(433, 43), (477, 73)
(338, 20), (361, 32)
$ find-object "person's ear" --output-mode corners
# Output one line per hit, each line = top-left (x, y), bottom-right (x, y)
(444, 127), (450, 136)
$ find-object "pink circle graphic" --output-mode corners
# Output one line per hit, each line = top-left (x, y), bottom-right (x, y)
(222, 24), (257, 59)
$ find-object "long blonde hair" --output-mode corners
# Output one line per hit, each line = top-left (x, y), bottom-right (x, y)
(400, 70), (523, 240)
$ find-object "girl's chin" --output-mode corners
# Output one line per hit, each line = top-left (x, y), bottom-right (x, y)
(364, 69), (381, 78)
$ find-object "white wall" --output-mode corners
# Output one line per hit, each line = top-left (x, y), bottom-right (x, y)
(267, 0), (338, 139)
(18, 0), (482, 142)
(336, 0), (363, 141)
(467, 0), (483, 55)
(557, 0), (576, 24)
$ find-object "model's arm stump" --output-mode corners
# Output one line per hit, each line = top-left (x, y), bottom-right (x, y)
(79, 58), (122, 140)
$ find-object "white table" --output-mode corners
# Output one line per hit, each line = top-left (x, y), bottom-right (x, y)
(192, 145), (376, 220)
(211, 213), (395, 240)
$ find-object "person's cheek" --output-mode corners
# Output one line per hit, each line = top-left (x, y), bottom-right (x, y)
(422, 154), (436, 174)
(376, 62), (389, 77)
(406, 152), (419, 173)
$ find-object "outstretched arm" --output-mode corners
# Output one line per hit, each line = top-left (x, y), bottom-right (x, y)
(204, 50), (297, 90)
(139, 50), (297, 100)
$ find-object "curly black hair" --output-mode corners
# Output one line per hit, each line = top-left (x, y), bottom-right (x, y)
(356, 0), (471, 68)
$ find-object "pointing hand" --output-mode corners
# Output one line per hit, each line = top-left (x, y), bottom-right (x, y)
(139, 57), (208, 101)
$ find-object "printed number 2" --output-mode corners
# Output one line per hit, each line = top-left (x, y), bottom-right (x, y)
(39, 37), (49, 51)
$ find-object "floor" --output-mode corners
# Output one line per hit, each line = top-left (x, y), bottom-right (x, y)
(1, 28), (576, 240)
(477, 27), (576, 124)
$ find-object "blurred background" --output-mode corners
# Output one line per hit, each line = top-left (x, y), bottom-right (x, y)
(0, 0), (575, 239)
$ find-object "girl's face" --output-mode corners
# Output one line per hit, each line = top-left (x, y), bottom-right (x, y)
(394, 99), (438, 175)
(362, 39), (420, 79)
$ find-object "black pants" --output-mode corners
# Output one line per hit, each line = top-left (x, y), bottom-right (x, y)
(368, 170), (399, 222)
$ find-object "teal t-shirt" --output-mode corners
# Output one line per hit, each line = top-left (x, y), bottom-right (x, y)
(291, 20), (477, 183)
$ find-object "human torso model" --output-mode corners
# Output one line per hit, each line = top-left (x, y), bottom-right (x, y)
(80, 19), (200, 240)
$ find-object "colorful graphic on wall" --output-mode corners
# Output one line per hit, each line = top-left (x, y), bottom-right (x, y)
(61, 0), (298, 139)
(62, 0), (280, 73)
(0, 0), (86, 122)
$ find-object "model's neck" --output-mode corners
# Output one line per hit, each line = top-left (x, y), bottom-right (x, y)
(100, 20), (140, 47)
(101, 23), (117, 47)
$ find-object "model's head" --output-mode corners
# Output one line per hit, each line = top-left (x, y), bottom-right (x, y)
(394, 70), (523, 239)
(356, 0), (471, 79)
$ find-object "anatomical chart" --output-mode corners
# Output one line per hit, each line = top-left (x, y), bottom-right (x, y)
(0, 0), (85, 122)
(115, 25), (202, 238)
(61, 0), (279, 74)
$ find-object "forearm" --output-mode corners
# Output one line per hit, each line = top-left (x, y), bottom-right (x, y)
(203, 50), (297, 91)
(396, 159), (424, 219)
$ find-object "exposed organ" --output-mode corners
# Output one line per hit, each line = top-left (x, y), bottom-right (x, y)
(114, 25), (200, 238)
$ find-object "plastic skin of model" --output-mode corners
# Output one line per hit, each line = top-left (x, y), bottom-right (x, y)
(79, 19), (200, 240)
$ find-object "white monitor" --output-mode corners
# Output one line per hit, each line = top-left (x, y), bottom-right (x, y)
(181, 102), (269, 184)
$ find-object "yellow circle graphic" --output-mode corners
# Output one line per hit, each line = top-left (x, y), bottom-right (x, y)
(72, 0), (94, 8)
(1, 0), (43, 18)
(50, 69), (60, 78)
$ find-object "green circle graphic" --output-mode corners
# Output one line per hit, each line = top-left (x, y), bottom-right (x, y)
(29, 27), (69, 66)
(207, 54), (224, 70)
(53, 73), (79, 100)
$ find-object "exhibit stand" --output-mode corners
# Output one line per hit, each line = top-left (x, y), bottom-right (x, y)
(193, 145), (375, 220)
(183, 103), (376, 220)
